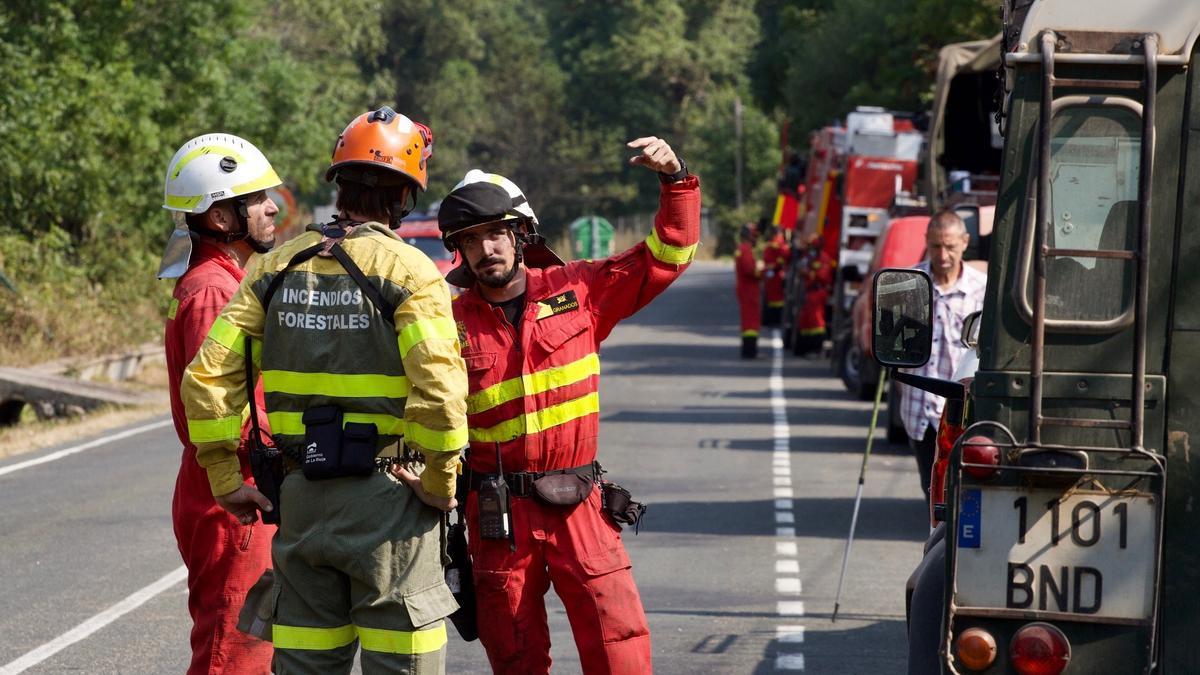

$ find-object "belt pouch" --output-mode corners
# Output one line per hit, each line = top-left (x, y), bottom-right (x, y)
(302, 405), (343, 480)
(532, 472), (594, 506)
(340, 422), (378, 476)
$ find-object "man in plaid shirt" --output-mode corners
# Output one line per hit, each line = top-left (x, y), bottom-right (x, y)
(898, 210), (986, 501)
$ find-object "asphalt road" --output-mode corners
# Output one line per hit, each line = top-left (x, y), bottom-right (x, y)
(0, 260), (928, 674)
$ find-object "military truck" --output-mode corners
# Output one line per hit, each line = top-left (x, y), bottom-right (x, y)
(872, 1), (1200, 672)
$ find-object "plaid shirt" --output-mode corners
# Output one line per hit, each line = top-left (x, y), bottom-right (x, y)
(899, 261), (987, 440)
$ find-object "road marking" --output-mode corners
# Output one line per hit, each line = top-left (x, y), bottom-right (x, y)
(0, 418), (173, 479)
(777, 601), (806, 616)
(769, 330), (804, 671)
(776, 578), (802, 594)
(776, 626), (805, 643)
(776, 654), (806, 670)
(0, 565), (187, 674)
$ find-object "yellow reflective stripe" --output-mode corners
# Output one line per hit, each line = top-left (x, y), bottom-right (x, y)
(357, 623), (447, 655)
(397, 317), (458, 357)
(469, 392), (599, 443)
(207, 316), (246, 356)
(741, 330), (759, 337)
(267, 411), (406, 437)
(645, 229), (697, 265)
(165, 194), (203, 210)
(467, 353), (600, 415)
(407, 421), (467, 453)
(262, 371), (410, 398)
(170, 145), (247, 180)
(232, 167), (282, 195)
(273, 624), (357, 651)
(187, 415), (243, 444)
(167, 299), (179, 320)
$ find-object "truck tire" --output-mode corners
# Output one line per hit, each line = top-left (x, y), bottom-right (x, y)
(838, 337), (876, 401)
(907, 527), (947, 675)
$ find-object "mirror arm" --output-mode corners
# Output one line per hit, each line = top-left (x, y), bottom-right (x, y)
(890, 370), (965, 402)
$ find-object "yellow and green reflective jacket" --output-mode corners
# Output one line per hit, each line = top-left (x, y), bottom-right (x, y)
(182, 222), (467, 498)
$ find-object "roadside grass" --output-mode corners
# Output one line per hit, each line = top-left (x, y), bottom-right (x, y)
(0, 364), (170, 461)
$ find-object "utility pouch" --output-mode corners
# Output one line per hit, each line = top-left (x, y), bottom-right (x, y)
(249, 444), (285, 525)
(601, 480), (647, 533)
(532, 472), (594, 506)
(235, 569), (276, 642)
(340, 422), (379, 476)
(444, 509), (479, 641)
(302, 405), (344, 480)
(476, 474), (511, 540)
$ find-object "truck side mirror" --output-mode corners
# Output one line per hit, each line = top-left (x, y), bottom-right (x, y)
(871, 268), (933, 368)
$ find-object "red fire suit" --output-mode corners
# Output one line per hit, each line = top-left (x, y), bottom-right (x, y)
(165, 240), (273, 675)
(734, 240), (762, 337)
(796, 247), (835, 355)
(454, 176), (701, 674)
(762, 234), (789, 325)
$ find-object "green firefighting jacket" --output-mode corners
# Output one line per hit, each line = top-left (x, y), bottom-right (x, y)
(181, 222), (468, 498)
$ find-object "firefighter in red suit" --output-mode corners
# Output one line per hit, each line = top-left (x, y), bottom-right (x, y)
(438, 136), (699, 675)
(159, 134), (281, 675)
(796, 234), (835, 356)
(762, 225), (790, 327)
(735, 222), (762, 358)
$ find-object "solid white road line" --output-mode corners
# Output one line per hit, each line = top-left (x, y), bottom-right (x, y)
(0, 418), (173, 479)
(0, 565), (187, 674)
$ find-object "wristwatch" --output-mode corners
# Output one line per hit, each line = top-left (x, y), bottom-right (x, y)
(658, 158), (689, 184)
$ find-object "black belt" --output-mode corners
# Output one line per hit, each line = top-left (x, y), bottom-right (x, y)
(467, 462), (599, 498)
(280, 448), (402, 475)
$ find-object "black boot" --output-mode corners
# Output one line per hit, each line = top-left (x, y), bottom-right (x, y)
(741, 335), (758, 359)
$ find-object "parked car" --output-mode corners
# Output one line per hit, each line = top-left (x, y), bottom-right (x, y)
(397, 218), (458, 288)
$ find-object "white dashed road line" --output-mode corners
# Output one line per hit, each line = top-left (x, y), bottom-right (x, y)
(769, 329), (805, 670)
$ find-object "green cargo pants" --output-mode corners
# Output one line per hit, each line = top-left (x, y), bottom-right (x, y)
(270, 470), (457, 674)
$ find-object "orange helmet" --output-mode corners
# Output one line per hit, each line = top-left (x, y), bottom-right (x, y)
(325, 106), (433, 190)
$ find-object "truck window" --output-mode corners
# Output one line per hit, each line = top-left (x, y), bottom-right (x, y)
(1024, 103), (1140, 324)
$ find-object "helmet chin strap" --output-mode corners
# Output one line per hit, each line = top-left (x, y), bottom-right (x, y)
(388, 191), (418, 229)
(191, 197), (271, 253)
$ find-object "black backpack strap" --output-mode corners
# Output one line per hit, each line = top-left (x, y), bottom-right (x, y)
(329, 243), (397, 323)
(259, 243), (323, 312)
(257, 240), (395, 326)
(244, 334), (264, 444)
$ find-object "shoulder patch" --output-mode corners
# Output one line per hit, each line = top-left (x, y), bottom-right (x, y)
(456, 319), (469, 351)
(535, 290), (580, 320)
(167, 298), (179, 321)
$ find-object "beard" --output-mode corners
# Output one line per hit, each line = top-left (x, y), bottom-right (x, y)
(474, 256), (519, 288)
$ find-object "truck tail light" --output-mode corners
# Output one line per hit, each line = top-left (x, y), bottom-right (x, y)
(954, 627), (997, 671)
(1010, 623), (1070, 675)
(930, 410), (964, 524)
(962, 435), (1001, 480)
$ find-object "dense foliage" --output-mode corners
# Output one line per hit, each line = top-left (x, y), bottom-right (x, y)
(0, 0), (996, 364)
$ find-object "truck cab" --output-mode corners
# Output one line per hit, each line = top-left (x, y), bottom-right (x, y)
(874, 1), (1200, 672)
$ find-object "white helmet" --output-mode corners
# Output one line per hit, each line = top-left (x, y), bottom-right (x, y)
(157, 134), (282, 278)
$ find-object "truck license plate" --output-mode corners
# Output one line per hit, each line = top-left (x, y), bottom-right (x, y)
(955, 486), (1156, 621)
